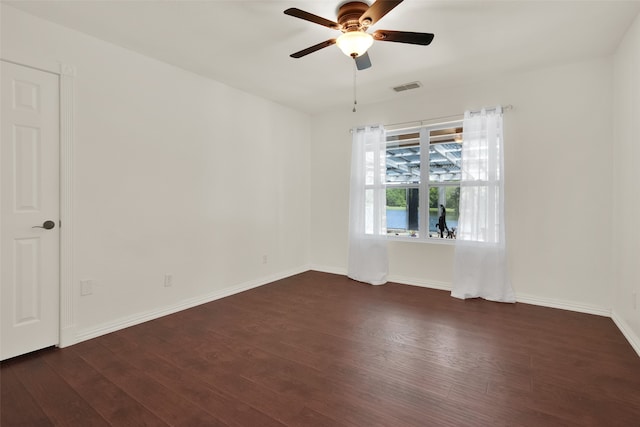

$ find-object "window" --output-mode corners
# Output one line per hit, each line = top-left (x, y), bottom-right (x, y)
(385, 121), (463, 240)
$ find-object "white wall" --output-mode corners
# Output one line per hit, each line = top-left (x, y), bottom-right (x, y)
(311, 57), (615, 313)
(613, 13), (640, 352)
(1, 5), (311, 341)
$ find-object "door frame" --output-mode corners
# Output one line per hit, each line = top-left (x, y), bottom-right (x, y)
(1, 57), (76, 348)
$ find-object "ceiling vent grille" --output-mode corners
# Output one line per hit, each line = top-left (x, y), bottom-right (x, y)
(392, 81), (422, 92)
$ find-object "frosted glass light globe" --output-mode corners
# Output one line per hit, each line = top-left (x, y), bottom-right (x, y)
(336, 31), (374, 57)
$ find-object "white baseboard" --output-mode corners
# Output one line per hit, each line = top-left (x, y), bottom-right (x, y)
(515, 293), (611, 317)
(71, 265), (310, 346)
(611, 310), (640, 357)
(309, 265), (347, 276)
(59, 326), (76, 348)
(387, 275), (453, 292)
(309, 267), (453, 292)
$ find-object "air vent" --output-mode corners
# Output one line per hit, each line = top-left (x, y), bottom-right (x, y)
(392, 81), (422, 92)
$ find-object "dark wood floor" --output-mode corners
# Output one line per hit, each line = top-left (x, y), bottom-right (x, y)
(2, 271), (640, 426)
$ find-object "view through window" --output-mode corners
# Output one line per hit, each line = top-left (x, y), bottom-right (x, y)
(385, 121), (463, 240)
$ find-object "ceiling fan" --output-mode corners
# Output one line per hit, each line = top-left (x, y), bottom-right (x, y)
(284, 0), (434, 70)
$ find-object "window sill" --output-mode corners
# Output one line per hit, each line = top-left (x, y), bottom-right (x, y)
(386, 235), (457, 245)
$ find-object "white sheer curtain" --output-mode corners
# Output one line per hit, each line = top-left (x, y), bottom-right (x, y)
(452, 107), (515, 302)
(348, 125), (388, 285)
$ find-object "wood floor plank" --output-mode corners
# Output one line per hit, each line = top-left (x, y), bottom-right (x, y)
(213, 301), (520, 396)
(0, 360), (53, 427)
(73, 338), (228, 427)
(286, 406), (348, 427)
(447, 381), (583, 427)
(220, 279), (535, 392)
(113, 320), (320, 426)
(2, 271), (639, 426)
(130, 310), (423, 426)
(7, 352), (109, 426)
(40, 347), (168, 426)
(147, 316), (413, 427)
(97, 331), (287, 427)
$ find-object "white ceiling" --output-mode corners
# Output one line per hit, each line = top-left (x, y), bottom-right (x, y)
(6, 0), (640, 114)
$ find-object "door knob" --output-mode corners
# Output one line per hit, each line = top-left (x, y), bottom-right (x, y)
(32, 220), (56, 230)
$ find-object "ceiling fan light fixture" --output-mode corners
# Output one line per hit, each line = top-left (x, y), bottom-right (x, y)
(336, 31), (373, 57)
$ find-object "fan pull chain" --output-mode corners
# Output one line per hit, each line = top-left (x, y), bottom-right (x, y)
(352, 59), (357, 112)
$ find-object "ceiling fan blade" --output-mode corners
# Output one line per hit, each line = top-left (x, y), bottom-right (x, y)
(284, 8), (340, 30)
(355, 52), (372, 70)
(360, 1), (403, 26)
(290, 39), (337, 58)
(373, 30), (435, 45)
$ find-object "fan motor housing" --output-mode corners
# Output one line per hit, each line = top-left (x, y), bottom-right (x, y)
(337, 1), (370, 31)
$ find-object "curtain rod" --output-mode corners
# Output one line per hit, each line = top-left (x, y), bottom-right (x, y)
(384, 104), (513, 129)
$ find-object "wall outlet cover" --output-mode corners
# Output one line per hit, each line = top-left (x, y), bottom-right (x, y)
(80, 280), (93, 296)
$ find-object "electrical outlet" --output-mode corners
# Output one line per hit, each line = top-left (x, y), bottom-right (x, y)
(262, 255), (268, 264)
(164, 274), (173, 287)
(80, 280), (93, 296)
(633, 292), (637, 311)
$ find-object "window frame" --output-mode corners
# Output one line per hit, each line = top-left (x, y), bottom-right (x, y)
(385, 120), (463, 243)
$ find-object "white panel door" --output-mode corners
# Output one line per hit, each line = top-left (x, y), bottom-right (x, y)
(1, 61), (60, 361)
